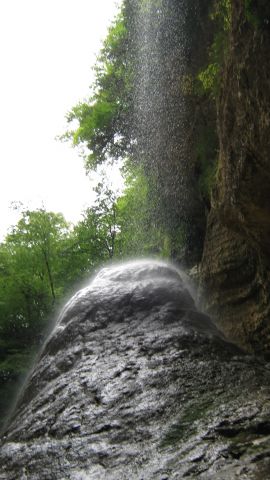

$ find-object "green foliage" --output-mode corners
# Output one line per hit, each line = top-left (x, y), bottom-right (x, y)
(71, 164), (173, 263)
(212, 0), (231, 29)
(197, 0), (231, 99)
(63, 9), (133, 170)
(73, 182), (119, 264)
(197, 63), (220, 98)
(0, 209), (70, 339)
(116, 164), (165, 257)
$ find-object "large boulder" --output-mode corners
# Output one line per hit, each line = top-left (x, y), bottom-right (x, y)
(1, 260), (270, 479)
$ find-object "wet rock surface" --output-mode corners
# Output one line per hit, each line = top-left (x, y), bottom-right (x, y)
(1, 260), (270, 479)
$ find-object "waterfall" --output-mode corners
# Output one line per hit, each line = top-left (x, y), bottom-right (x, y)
(129, 0), (207, 262)
(134, 1), (190, 211)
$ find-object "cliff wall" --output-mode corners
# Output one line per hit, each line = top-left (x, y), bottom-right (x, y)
(200, 0), (270, 354)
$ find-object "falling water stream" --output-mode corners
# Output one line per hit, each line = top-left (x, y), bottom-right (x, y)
(132, 0), (207, 261)
(133, 0), (192, 218)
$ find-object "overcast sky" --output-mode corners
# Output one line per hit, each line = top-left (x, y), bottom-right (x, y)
(0, 0), (121, 239)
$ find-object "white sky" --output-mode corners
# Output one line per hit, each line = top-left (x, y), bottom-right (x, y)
(0, 0), (121, 239)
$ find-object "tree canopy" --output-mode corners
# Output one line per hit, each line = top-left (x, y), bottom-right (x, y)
(63, 9), (133, 170)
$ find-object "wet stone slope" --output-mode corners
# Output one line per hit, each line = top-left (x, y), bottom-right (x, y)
(1, 261), (270, 479)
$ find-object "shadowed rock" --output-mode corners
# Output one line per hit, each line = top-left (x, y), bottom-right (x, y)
(1, 260), (270, 479)
(200, 1), (270, 355)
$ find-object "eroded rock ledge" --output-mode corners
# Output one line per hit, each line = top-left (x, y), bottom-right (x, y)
(1, 261), (270, 479)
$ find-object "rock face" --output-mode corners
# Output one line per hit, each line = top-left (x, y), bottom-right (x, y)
(1, 260), (270, 479)
(200, 1), (270, 354)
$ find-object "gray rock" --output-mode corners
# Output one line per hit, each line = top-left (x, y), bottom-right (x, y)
(1, 260), (270, 479)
